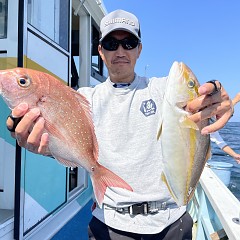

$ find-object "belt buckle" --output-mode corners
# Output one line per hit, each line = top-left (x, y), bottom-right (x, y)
(128, 202), (149, 215)
(161, 202), (167, 210)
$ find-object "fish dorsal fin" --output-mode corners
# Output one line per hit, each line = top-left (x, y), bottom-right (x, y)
(44, 119), (66, 141)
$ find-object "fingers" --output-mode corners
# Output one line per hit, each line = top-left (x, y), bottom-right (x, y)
(200, 110), (232, 134)
(27, 117), (45, 147)
(186, 92), (222, 114)
(6, 103), (51, 156)
(14, 108), (41, 147)
(6, 114), (22, 132)
(18, 117), (50, 155)
(38, 133), (50, 155)
(6, 103), (29, 134)
(187, 80), (227, 113)
(187, 80), (233, 134)
(198, 80), (222, 96)
(12, 102), (29, 117)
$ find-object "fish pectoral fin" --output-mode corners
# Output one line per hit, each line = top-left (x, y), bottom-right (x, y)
(180, 116), (199, 130)
(45, 119), (66, 141)
(53, 155), (79, 168)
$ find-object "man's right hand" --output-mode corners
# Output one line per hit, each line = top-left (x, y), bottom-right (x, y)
(6, 103), (51, 155)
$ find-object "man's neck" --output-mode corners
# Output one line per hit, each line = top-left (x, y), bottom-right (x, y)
(109, 73), (135, 84)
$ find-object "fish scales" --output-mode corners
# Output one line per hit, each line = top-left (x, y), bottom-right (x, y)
(0, 67), (133, 206)
(158, 61), (211, 206)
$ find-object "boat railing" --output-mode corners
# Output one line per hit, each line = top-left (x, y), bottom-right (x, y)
(188, 166), (240, 240)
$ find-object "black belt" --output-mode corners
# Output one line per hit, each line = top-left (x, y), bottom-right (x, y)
(105, 201), (174, 215)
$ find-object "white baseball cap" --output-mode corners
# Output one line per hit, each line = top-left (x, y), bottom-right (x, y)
(99, 9), (141, 41)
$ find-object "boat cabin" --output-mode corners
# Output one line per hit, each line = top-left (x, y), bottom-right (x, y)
(0, 0), (107, 239)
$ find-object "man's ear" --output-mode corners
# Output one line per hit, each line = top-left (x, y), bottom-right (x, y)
(137, 43), (142, 58)
(98, 45), (103, 59)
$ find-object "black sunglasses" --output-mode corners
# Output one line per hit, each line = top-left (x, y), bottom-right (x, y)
(101, 37), (140, 51)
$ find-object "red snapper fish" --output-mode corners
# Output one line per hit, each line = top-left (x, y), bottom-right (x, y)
(0, 68), (133, 206)
(158, 62), (211, 206)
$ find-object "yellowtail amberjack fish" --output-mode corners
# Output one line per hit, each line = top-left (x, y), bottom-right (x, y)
(0, 68), (133, 206)
(158, 61), (211, 206)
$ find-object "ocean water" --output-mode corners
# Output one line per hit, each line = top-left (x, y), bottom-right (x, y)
(208, 121), (240, 200)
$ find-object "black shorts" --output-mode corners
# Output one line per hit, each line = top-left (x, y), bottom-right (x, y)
(88, 211), (193, 240)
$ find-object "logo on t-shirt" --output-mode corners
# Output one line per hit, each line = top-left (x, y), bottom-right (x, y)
(140, 99), (157, 117)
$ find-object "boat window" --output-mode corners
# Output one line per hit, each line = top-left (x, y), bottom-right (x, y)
(91, 25), (100, 73)
(27, 0), (69, 51)
(69, 167), (87, 193)
(71, 56), (79, 89)
(69, 167), (78, 191)
(0, 0), (8, 39)
(91, 23), (106, 83)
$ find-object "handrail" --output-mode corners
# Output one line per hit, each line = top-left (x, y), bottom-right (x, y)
(199, 167), (240, 240)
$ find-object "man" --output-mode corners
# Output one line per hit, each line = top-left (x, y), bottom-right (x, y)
(7, 9), (232, 240)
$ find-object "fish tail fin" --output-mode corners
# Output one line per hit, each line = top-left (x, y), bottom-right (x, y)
(91, 165), (133, 207)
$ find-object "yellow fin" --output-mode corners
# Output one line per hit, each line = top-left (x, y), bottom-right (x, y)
(180, 116), (199, 130)
(157, 124), (162, 140)
(161, 172), (178, 204)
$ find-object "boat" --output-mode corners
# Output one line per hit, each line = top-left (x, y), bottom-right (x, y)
(0, 1), (240, 240)
(0, 0), (107, 239)
(188, 165), (240, 240)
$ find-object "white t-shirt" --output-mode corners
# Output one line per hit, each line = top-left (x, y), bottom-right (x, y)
(78, 74), (186, 234)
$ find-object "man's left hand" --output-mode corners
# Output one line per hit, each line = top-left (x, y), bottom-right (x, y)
(186, 80), (233, 134)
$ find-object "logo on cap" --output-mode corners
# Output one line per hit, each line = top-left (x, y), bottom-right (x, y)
(104, 18), (135, 27)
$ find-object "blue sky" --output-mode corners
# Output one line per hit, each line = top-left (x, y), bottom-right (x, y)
(102, 0), (240, 122)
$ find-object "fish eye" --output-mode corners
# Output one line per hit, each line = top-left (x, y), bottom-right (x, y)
(17, 76), (31, 88)
(187, 79), (195, 88)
